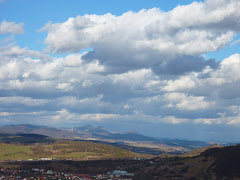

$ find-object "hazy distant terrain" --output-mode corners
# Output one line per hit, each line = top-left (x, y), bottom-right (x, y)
(0, 124), (214, 155)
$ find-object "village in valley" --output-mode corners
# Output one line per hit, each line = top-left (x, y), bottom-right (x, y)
(0, 167), (134, 180)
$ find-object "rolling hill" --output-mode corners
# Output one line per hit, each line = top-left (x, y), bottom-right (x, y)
(0, 133), (55, 144)
(0, 139), (150, 161)
(0, 124), (77, 139)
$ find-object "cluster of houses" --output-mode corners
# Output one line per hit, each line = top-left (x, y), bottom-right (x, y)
(0, 168), (133, 180)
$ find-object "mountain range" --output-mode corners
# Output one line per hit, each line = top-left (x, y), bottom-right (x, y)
(0, 124), (216, 154)
(0, 124), (157, 141)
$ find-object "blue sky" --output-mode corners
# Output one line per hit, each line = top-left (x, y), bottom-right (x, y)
(1, 0), (240, 142)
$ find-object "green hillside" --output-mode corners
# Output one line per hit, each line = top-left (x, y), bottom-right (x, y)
(0, 140), (150, 161)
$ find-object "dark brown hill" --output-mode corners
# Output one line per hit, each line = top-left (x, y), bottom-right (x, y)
(135, 144), (240, 179)
(201, 144), (240, 178)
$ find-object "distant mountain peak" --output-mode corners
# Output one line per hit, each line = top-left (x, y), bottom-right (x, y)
(73, 125), (110, 134)
(124, 130), (138, 134)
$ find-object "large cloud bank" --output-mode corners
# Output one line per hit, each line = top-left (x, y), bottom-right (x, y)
(1, 0), (240, 141)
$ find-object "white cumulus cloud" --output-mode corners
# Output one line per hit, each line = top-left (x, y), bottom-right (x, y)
(0, 20), (24, 35)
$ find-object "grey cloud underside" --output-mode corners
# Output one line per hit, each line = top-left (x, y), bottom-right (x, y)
(1, 48), (240, 124)
(83, 50), (219, 75)
(2, 0), (240, 141)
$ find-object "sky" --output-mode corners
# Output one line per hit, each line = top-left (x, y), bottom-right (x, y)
(1, 0), (240, 142)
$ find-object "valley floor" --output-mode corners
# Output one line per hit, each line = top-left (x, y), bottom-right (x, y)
(1, 144), (240, 180)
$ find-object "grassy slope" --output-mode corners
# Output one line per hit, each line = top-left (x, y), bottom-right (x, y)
(0, 140), (150, 161)
(186, 144), (219, 156)
(0, 143), (34, 161)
